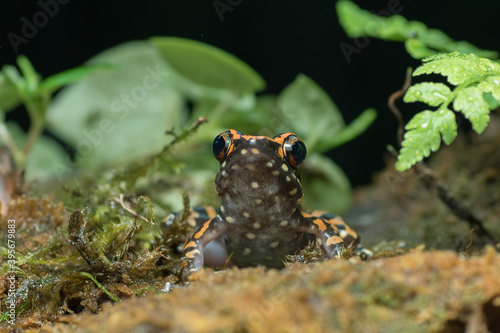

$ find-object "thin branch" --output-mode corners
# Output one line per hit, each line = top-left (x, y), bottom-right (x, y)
(388, 67), (413, 146)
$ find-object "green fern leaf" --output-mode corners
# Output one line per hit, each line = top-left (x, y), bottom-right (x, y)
(413, 52), (500, 85)
(477, 75), (500, 101)
(403, 82), (452, 107)
(453, 87), (490, 133)
(396, 109), (457, 171)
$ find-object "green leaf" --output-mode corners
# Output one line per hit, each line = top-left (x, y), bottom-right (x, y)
(336, 1), (498, 59)
(0, 121), (68, 186)
(314, 107), (377, 151)
(276, 74), (374, 153)
(404, 82), (452, 107)
(0, 69), (22, 112)
(404, 38), (436, 59)
(46, 40), (186, 173)
(276, 74), (345, 152)
(414, 52), (500, 85)
(477, 75), (500, 101)
(453, 87), (490, 133)
(16, 55), (40, 94)
(40, 64), (113, 94)
(396, 109), (457, 171)
(301, 153), (351, 214)
(151, 37), (265, 92)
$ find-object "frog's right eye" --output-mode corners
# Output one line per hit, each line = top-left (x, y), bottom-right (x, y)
(212, 133), (229, 161)
(213, 130), (236, 161)
(213, 129), (243, 162)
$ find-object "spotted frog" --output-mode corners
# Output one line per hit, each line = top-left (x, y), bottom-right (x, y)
(179, 129), (369, 281)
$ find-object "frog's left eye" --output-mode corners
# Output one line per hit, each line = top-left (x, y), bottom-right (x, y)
(283, 135), (307, 166)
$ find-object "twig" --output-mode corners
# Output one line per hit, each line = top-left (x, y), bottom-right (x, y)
(388, 67), (413, 146)
(388, 68), (498, 245)
(112, 194), (149, 223)
(465, 229), (474, 255)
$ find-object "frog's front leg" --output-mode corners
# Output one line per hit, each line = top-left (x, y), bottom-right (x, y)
(295, 212), (347, 258)
(181, 215), (227, 282)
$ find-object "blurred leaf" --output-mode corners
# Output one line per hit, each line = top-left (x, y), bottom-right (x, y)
(314, 107), (377, 152)
(336, 0), (498, 59)
(40, 65), (114, 94)
(46, 40), (186, 174)
(0, 68), (22, 112)
(277, 74), (374, 153)
(301, 153), (351, 214)
(277, 74), (345, 152)
(0, 122), (68, 184)
(16, 55), (40, 94)
(151, 37), (266, 92)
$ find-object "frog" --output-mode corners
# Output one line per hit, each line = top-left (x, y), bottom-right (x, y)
(178, 129), (370, 281)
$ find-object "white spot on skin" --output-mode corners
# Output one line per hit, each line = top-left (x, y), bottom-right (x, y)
(266, 162), (273, 167)
(286, 176), (291, 182)
(272, 171), (280, 176)
(243, 248), (252, 255)
(221, 161), (227, 168)
(226, 216), (235, 223)
(255, 199), (262, 204)
(251, 148), (260, 155)
(246, 233), (256, 239)
(246, 165), (256, 171)
(252, 182), (259, 188)
(279, 220), (288, 227)
(241, 149), (248, 155)
(220, 205), (225, 213)
(225, 193), (231, 199)
(253, 222), (261, 229)
(274, 196), (281, 203)
(270, 241), (279, 248)
(243, 212), (250, 218)
(222, 170), (228, 177)
(282, 164), (289, 172)
(289, 188), (298, 195)
(231, 165), (240, 170)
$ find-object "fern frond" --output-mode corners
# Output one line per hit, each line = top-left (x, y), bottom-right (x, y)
(397, 52), (500, 171)
(396, 109), (457, 171)
(414, 52), (500, 85)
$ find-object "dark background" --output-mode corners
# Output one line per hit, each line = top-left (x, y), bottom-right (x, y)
(1, 0), (498, 186)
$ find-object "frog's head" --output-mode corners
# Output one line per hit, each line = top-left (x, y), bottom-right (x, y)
(212, 129), (306, 218)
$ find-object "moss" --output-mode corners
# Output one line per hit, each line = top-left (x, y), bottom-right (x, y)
(27, 247), (500, 333)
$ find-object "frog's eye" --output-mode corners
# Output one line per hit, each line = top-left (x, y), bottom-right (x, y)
(212, 132), (230, 161)
(283, 135), (307, 166)
(213, 130), (241, 161)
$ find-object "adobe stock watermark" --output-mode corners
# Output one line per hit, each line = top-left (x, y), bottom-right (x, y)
(7, 0), (71, 54)
(339, 0), (411, 64)
(51, 64), (169, 181)
(213, 0), (243, 21)
(2, 219), (18, 325)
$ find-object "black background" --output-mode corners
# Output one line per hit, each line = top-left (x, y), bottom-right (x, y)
(1, 0), (498, 186)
